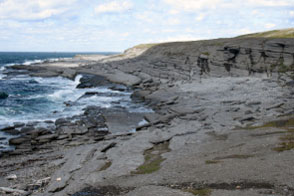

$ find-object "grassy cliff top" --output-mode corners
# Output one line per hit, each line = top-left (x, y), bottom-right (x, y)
(237, 28), (294, 38)
(130, 43), (159, 50)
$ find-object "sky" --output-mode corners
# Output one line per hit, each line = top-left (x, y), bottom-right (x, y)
(0, 0), (293, 52)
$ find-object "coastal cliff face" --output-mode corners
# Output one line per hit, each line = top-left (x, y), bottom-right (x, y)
(136, 38), (294, 76)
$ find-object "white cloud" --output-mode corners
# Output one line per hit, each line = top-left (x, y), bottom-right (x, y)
(195, 13), (206, 21)
(265, 23), (276, 29)
(290, 11), (294, 16)
(167, 18), (180, 25)
(163, 0), (220, 11)
(159, 35), (207, 42)
(247, 0), (291, 7)
(169, 9), (180, 15)
(163, 0), (293, 12)
(0, 0), (77, 20)
(95, 1), (133, 14)
(135, 12), (154, 23)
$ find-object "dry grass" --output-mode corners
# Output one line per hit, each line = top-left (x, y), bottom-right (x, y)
(238, 28), (294, 38)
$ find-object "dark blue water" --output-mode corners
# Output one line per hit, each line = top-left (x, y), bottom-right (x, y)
(0, 52), (150, 152)
(0, 52), (115, 66)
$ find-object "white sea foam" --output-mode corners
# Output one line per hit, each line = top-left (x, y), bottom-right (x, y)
(0, 73), (152, 135)
(23, 59), (44, 65)
(0, 66), (5, 80)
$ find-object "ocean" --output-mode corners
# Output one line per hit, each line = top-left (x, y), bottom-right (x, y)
(0, 52), (150, 152)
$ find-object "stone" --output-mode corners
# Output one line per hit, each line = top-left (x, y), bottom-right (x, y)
(0, 92), (8, 99)
(106, 70), (142, 86)
(36, 134), (58, 144)
(5, 174), (17, 180)
(77, 74), (111, 88)
(131, 90), (151, 102)
(13, 122), (25, 128)
(1, 126), (19, 135)
(9, 136), (30, 145)
(20, 126), (34, 133)
(266, 103), (284, 110)
(62, 69), (76, 79)
(55, 118), (71, 127)
(26, 128), (51, 139)
(0, 187), (28, 195)
(246, 101), (262, 106)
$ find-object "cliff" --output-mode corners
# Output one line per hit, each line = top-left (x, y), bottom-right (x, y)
(135, 37), (294, 76)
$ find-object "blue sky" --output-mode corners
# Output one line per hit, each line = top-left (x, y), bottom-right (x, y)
(0, 0), (293, 52)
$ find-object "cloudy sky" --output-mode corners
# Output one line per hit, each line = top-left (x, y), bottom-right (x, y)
(0, 0), (293, 52)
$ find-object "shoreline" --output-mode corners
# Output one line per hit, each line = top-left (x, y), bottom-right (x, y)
(1, 37), (294, 196)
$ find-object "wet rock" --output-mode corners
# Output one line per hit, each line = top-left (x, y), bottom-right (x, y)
(20, 126), (34, 133)
(55, 118), (71, 127)
(244, 110), (253, 115)
(240, 116), (256, 123)
(9, 136), (30, 145)
(45, 120), (54, 124)
(246, 101), (262, 106)
(285, 80), (294, 87)
(131, 90), (151, 102)
(26, 121), (39, 127)
(101, 142), (116, 153)
(57, 134), (68, 140)
(266, 103), (284, 110)
(13, 122), (25, 128)
(106, 70), (142, 86)
(0, 92), (8, 99)
(62, 68), (76, 79)
(0, 187), (28, 195)
(57, 125), (88, 135)
(64, 101), (75, 107)
(35, 134), (58, 144)
(77, 74), (111, 88)
(109, 84), (128, 91)
(26, 128), (51, 139)
(1, 127), (19, 135)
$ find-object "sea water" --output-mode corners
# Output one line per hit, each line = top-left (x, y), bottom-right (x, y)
(0, 52), (151, 152)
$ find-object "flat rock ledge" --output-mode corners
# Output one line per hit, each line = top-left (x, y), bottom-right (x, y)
(1, 37), (294, 196)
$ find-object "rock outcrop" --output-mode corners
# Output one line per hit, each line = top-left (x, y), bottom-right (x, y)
(135, 38), (294, 77)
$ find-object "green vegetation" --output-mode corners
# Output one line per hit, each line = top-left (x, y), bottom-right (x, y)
(214, 154), (254, 160)
(205, 160), (221, 164)
(273, 141), (294, 152)
(202, 52), (210, 56)
(184, 188), (212, 196)
(244, 117), (294, 152)
(132, 43), (158, 50)
(132, 141), (170, 174)
(273, 132), (294, 152)
(206, 154), (253, 165)
(248, 118), (294, 131)
(99, 161), (112, 171)
(237, 28), (294, 38)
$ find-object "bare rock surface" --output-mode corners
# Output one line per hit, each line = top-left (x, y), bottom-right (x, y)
(1, 37), (294, 196)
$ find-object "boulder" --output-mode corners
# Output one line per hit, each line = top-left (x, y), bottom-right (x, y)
(1, 127), (19, 135)
(77, 74), (111, 88)
(36, 134), (58, 144)
(106, 70), (142, 86)
(9, 136), (30, 145)
(0, 92), (8, 99)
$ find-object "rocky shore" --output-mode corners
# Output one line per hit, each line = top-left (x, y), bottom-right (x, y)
(1, 37), (294, 196)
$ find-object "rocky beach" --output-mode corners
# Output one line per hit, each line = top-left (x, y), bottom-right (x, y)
(0, 34), (294, 196)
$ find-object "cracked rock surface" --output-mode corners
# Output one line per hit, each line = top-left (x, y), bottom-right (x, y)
(1, 37), (294, 196)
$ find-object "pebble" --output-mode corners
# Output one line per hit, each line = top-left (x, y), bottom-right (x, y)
(5, 174), (17, 180)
